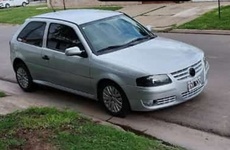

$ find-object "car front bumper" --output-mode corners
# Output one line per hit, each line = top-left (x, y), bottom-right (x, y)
(122, 61), (209, 111)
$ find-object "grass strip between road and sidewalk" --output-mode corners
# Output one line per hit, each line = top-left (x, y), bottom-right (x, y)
(178, 5), (230, 30)
(0, 5), (122, 24)
(0, 107), (182, 150)
(0, 91), (6, 97)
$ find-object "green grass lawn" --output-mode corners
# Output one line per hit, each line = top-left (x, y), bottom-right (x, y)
(0, 92), (6, 97)
(0, 107), (182, 150)
(0, 5), (122, 24)
(178, 5), (230, 30)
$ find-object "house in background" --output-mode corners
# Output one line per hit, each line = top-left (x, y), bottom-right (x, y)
(33, 0), (46, 1)
(47, 0), (140, 8)
(47, 0), (228, 8)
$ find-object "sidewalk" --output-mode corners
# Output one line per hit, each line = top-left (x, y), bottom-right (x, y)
(1, 79), (230, 150)
(119, 2), (230, 31)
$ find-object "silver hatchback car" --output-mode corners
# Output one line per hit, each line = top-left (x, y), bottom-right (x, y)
(10, 9), (209, 117)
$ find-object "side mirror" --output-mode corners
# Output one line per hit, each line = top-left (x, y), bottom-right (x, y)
(65, 47), (87, 58)
(145, 25), (153, 32)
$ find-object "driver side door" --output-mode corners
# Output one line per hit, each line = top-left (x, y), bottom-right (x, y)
(42, 21), (93, 94)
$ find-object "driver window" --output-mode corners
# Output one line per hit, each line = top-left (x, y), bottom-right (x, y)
(47, 23), (84, 52)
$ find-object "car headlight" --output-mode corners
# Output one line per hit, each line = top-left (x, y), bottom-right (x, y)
(136, 74), (172, 87)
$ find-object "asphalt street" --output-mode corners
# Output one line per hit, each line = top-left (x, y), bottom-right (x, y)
(0, 25), (18, 82)
(0, 25), (230, 137)
(147, 32), (230, 137)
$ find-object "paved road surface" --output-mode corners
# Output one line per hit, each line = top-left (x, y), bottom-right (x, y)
(0, 25), (18, 82)
(0, 25), (230, 137)
(147, 32), (230, 137)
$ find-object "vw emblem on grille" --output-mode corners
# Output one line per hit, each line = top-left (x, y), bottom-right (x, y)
(189, 68), (196, 77)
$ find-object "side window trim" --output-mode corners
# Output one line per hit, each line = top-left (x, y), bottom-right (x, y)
(17, 21), (46, 47)
(46, 22), (86, 53)
(42, 21), (50, 48)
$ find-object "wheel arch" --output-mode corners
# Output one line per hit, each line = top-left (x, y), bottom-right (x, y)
(96, 78), (129, 105)
(5, 3), (10, 7)
(13, 58), (27, 72)
(98, 78), (123, 96)
(97, 78), (131, 116)
(22, 2), (26, 6)
(14, 58), (35, 92)
(95, 72), (134, 100)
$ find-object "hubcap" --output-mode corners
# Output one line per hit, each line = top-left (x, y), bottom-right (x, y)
(17, 67), (29, 89)
(103, 86), (123, 113)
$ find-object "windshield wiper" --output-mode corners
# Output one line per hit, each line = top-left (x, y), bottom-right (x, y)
(97, 44), (127, 53)
(127, 35), (155, 45)
(97, 35), (156, 53)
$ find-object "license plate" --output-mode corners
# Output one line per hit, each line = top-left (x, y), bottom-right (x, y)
(187, 76), (202, 91)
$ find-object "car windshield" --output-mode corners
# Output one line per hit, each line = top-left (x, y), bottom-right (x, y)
(80, 14), (155, 54)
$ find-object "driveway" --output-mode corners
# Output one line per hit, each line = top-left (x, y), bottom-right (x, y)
(119, 2), (230, 30)
(1, 25), (230, 138)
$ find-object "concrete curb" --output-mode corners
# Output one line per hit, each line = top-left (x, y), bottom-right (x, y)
(169, 29), (230, 35)
(108, 116), (230, 150)
(80, 114), (125, 132)
(154, 27), (173, 32)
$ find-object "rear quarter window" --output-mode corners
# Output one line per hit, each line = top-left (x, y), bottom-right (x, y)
(17, 21), (46, 47)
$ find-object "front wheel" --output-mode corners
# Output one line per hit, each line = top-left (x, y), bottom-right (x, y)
(99, 82), (130, 117)
(15, 63), (34, 92)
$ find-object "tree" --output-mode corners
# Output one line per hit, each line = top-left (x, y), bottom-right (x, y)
(49, 0), (55, 12)
(63, 0), (66, 10)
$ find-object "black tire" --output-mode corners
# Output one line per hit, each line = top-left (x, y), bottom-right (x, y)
(5, 4), (10, 8)
(98, 82), (130, 118)
(22, 2), (26, 7)
(15, 63), (34, 92)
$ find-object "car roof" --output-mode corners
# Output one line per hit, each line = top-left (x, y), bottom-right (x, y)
(33, 9), (122, 25)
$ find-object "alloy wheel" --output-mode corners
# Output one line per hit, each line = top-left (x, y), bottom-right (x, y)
(102, 85), (123, 113)
(16, 67), (29, 89)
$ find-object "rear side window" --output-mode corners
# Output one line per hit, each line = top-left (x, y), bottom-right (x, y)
(47, 23), (84, 52)
(17, 21), (46, 47)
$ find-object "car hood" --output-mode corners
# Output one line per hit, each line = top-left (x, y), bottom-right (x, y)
(98, 37), (204, 75)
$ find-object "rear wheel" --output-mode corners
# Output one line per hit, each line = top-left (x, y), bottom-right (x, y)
(99, 82), (130, 117)
(5, 4), (10, 8)
(15, 63), (34, 92)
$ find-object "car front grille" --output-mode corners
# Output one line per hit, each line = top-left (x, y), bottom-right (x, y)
(171, 60), (203, 81)
(181, 85), (204, 99)
(154, 96), (176, 106)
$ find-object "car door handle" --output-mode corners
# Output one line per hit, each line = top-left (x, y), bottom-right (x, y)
(42, 55), (50, 60)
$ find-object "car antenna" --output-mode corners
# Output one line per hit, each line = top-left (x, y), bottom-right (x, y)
(49, 0), (56, 12)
